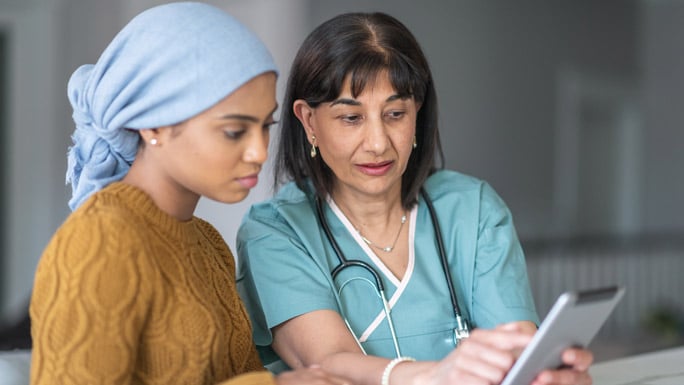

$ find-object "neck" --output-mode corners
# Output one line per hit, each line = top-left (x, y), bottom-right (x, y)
(331, 184), (405, 244)
(123, 158), (199, 221)
(331, 185), (406, 230)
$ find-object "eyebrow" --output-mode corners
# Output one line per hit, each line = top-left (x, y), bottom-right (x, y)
(218, 104), (279, 122)
(329, 94), (408, 107)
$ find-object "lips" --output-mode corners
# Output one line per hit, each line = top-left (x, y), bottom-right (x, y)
(237, 174), (259, 189)
(356, 160), (394, 176)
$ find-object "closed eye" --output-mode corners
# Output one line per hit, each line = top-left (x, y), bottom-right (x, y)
(263, 120), (278, 132)
(224, 128), (247, 140)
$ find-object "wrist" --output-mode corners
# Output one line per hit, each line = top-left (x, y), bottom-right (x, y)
(381, 357), (416, 385)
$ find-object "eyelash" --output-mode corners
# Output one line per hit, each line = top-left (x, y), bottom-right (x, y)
(224, 121), (277, 140)
(224, 129), (246, 140)
(340, 115), (361, 124)
(387, 110), (406, 119)
(338, 111), (406, 125)
(264, 120), (278, 131)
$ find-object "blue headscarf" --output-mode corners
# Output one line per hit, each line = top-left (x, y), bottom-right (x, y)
(66, 2), (278, 210)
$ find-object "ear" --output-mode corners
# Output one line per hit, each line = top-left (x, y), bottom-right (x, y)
(138, 128), (163, 146)
(293, 99), (316, 144)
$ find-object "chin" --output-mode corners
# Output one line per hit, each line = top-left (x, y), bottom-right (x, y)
(211, 189), (250, 205)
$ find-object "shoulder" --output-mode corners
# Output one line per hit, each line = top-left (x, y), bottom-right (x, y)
(193, 217), (234, 260)
(66, 182), (151, 231)
(424, 169), (485, 195)
(254, 180), (311, 211)
(194, 217), (228, 246)
(61, 190), (146, 241)
(33, 189), (156, 314)
(423, 169), (510, 219)
(237, 181), (319, 260)
(242, 181), (314, 228)
(39, 189), (151, 273)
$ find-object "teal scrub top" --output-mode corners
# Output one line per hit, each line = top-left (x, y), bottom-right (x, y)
(236, 170), (538, 370)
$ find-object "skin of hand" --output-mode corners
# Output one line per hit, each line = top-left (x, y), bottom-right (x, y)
(275, 366), (352, 385)
(401, 322), (535, 385)
(531, 348), (594, 385)
(395, 321), (593, 385)
(502, 322), (595, 385)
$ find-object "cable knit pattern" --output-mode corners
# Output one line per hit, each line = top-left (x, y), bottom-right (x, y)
(30, 182), (274, 385)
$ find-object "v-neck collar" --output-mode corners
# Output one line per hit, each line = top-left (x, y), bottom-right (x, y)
(326, 196), (418, 342)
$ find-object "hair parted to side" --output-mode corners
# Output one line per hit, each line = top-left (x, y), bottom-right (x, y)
(274, 12), (444, 209)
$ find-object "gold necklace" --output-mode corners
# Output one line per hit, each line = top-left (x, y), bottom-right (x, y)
(357, 213), (407, 253)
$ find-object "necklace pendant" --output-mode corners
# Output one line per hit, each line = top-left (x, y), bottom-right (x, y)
(382, 246), (392, 252)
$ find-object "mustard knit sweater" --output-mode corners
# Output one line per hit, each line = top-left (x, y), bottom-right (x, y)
(30, 182), (275, 385)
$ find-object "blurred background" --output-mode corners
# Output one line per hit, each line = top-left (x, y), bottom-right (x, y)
(0, 0), (682, 361)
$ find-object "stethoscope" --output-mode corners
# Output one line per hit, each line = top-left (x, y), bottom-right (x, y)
(315, 189), (471, 358)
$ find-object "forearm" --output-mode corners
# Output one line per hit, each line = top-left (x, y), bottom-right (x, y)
(271, 311), (437, 385)
(317, 352), (435, 385)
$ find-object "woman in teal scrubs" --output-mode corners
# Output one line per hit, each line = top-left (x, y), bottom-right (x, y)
(238, 12), (594, 385)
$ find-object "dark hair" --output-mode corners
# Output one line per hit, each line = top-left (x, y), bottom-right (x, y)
(274, 12), (444, 209)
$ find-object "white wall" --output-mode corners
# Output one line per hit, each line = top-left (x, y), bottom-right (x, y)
(1, 0), (67, 323)
(640, 0), (684, 233)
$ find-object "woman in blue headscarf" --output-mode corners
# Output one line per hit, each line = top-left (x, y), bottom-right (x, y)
(29, 3), (347, 385)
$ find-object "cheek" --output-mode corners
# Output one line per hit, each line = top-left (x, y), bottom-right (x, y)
(181, 138), (239, 172)
(207, 149), (241, 170)
(319, 135), (356, 164)
(393, 125), (416, 150)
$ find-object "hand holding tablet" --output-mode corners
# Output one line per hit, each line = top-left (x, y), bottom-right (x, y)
(500, 286), (626, 385)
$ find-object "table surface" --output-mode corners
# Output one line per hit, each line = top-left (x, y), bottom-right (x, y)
(589, 345), (684, 385)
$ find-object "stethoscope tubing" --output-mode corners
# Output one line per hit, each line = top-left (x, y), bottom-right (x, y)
(315, 188), (469, 353)
(422, 189), (463, 317)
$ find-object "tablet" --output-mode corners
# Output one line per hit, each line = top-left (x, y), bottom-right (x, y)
(500, 286), (626, 385)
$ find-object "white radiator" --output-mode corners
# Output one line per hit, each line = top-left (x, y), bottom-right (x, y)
(524, 239), (684, 340)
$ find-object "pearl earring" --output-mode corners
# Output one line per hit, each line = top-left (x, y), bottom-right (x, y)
(150, 138), (158, 145)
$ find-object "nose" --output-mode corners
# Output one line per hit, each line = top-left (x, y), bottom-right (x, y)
(364, 116), (390, 154)
(243, 129), (269, 165)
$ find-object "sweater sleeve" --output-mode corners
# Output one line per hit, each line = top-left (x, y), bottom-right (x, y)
(30, 209), (154, 385)
(217, 372), (276, 385)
